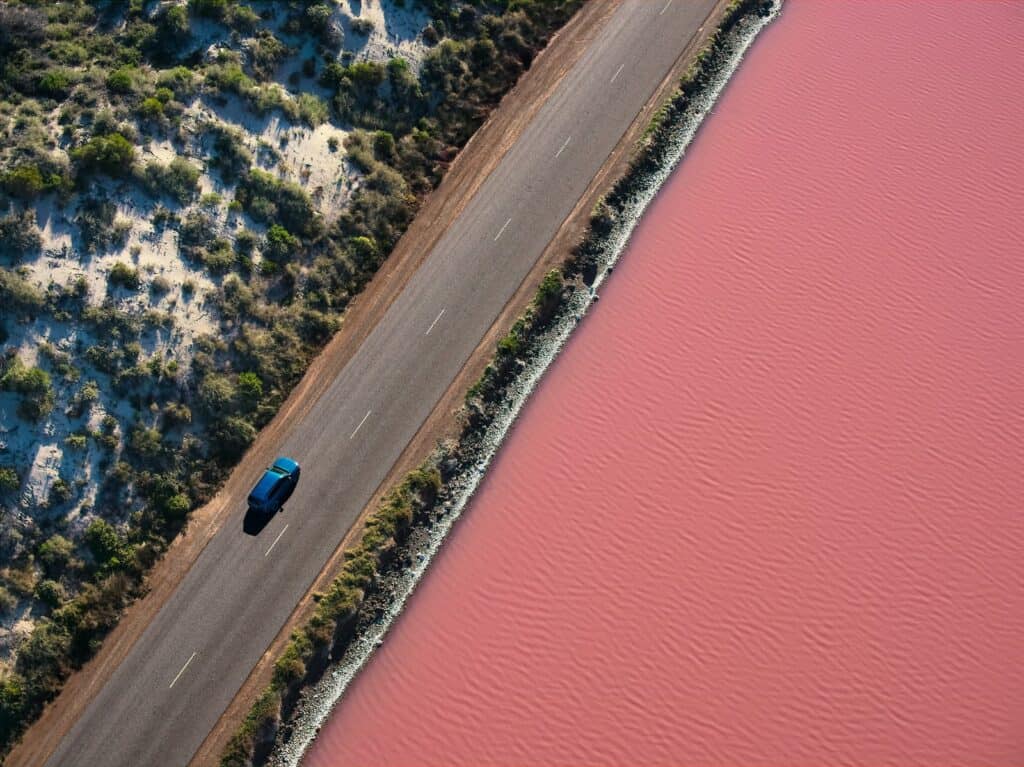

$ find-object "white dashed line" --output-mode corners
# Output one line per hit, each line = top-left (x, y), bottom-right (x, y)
(265, 524), (289, 557)
(660, 0), (674, 15)
(350, 409), (372, 440)
(169, 651), (197, 689)
(425, 308), (446, 336)
(610, 64), (625, 84)
(494, 217), (512, 241)
(554, 136), (572, 158)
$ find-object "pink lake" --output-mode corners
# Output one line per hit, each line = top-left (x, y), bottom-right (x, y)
(305, 1), (1024, 764)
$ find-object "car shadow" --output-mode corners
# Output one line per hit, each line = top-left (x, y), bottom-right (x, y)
(243, 507), (275, 536)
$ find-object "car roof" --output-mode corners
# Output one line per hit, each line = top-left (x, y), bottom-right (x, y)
(272, 456), (299, 473)
(250, 469), (283, 502)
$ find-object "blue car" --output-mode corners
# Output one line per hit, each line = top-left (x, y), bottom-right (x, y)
(248, 457), (300, 514)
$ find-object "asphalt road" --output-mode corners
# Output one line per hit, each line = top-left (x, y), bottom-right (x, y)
(46, 1), (719, 764)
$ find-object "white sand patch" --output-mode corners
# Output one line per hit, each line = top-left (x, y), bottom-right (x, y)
(271, 121), (352, 215)
(187, 98), (353, 217)
(0, 605), (37, 659)
(140, 138), (180, 165)
(5, 183), (220, 520)
(23, 441), (61, 509)
(341, 0), (430, 68)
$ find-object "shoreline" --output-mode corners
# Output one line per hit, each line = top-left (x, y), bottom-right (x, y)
(261, 2), (782, 765)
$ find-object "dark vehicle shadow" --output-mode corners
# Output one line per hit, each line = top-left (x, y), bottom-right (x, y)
(243, 507), (274, 536)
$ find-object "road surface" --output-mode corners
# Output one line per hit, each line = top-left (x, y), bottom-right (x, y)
(46, 1), (719, 763)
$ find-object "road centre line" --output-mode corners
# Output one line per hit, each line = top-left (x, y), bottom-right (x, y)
(610, 63), (625, 84)
(554, 135), (572, 158)
(660, 0), (674, 15)
(350, 409), (372, 440)
(265, 524), (289, 557)
(425, 308), (446, 336)
(169, 651), (197, 689)
(494, 217), (512, 241)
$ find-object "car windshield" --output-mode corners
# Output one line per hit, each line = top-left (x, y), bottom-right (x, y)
(268, 465), (289, 475)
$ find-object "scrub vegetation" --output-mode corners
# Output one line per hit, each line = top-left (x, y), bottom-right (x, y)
(0, 0), (581, 755)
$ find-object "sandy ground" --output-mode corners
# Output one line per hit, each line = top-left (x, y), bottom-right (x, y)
(1, 0), (430, 541)
(6, 0), (736, 763)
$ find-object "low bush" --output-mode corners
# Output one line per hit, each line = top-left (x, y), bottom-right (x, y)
(70, 133), (136, 179)
(142, 157), (201, 204)
(0, 467), (18, 494)
(209, 124), (252, 183)
(236, 169), (319, 238)
(34, 580), (65, 609)
(0, 267), (45, 316)
(105, 66), (141, 95)
(75, 197), (127, 254)
(108, 262), (141, 290)
(0, 210), (42, 257)
(0, 357), (54, 422)
(1, 165), (45, 199)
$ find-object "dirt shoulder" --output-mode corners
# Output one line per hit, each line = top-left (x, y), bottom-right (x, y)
(5, 3), (621, 766)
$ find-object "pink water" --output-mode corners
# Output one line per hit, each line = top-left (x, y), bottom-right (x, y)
(305, 2), (1024, 764)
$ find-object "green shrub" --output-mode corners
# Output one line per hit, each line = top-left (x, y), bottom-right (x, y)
(71, 133), (136, 178)
(210, 416), (256, 461)
(37, 535), (76, 577)
(139, 97), (164, 118)
(202, 239), (236, 273)
(248, 30), (290, 80)
(236, 371), (262, 404)
(150, 275), (172, 294)
(234, 229), (257, 256)
(162, 493), (191, 522)
(0, 467), (19, 493)
(143, 157), (200, 203)
(156, 65), (195, 97)
(36, 68), (74, 98)
(236, 169), (318, 237)
(1, 164), (44, 199)
(296, 93), (328, 127)
(209, 124), (252, 182)
(264, 224), (299, 261)
(108, 262), (141, 290)
(34, 580), (65, 609)
(0, 267), (45, 315)
(271, 631), (310, 688)
(162, 402), (192, 426)
(0, 210), (42, 256)
(1, 357), (54, 421)
(75, 197), (126, 253)
(152, 6), (191, 57)
(106, 66), (139, 95)
(47, 479), (72, 507)
(129, 424), (163, 460)
(84, 519), (131, 573)
(198, 373), (237, 415)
